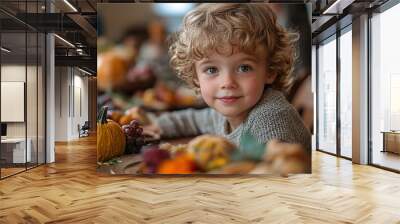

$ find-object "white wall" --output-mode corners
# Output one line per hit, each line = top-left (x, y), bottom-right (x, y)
(54, 67), (89, 141)
(1, 64), (46, 164)
(1, 65), (39, 138)
(55, 67), (68, 141)
(1, 65), (26, 138)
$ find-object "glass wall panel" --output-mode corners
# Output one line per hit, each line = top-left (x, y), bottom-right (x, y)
(1, 28), (28, 178)
(27, 30), (38, 169)
(0, 1), (46, 179)
(339, 28), (352, 158)
(371, 3), (400, 171)
(38, 32), (45, 165)
(317, 36), (337, 154)
(26, 0), (39, 169)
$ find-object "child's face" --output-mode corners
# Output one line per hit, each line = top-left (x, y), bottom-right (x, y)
(195, 46), (276, 121)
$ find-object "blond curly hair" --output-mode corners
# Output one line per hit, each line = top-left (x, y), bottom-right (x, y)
(168, 3), (298, 93)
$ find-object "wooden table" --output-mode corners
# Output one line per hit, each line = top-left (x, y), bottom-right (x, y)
(96, 137), (272, 175)
(1, 137), (32, 164)
(381, 131), (400, 154)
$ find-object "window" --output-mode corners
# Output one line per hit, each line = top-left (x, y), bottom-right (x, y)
(339, 27), (352, 158)
(0, 1), (47, 179)
(370, 2), (400, 171)
(317, 35), (337, 154)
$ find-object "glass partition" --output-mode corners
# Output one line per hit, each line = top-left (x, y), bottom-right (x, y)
(339, 27), (352, 158)
(1, 30), (28, 178)
(0, 1), (46, 179)
(317, 35), (337, 155)
(370, 3), (400, 171)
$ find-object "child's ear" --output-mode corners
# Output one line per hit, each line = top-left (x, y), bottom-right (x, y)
(265, 72), (277, 84)
(193, 77), (200, 88)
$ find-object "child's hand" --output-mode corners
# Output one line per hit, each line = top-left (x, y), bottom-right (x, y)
(264, 139), (310, 177)
(142, 123), (162, 140)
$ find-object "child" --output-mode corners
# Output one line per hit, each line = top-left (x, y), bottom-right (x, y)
(144, 3), (311, 154)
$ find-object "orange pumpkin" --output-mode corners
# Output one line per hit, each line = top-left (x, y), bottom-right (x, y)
(157, 153), (196, 174)
(97, 107), (126, 162)
(142, 89), (168, 110)
(119, 114), (133, 126)
(155, 82), (175, 106)
(174, 94), (197, 107)
(110, 111), (123, 123)
(125, 107), (150, 125)
(97, 52), (128, 91)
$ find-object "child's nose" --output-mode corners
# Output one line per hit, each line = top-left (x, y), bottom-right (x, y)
(220, 73), (238, 89)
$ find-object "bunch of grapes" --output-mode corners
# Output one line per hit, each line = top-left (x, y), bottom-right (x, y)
(142, 146), (170, 174)
(122, 120), (145, 154)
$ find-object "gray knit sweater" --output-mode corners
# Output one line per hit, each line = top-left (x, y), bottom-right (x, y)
(154, 88), (311, 151)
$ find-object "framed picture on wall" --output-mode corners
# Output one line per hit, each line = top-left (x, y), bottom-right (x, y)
(96, 3), (312, 176)
(1, 81), (25, 122)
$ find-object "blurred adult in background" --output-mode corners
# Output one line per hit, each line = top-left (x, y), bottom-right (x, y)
(120, 26), (148, 62)
(134, 20), (183, 86)
(269, 4), (313, 133)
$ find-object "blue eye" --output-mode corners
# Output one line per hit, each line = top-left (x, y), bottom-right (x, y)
(238, 64), (252, 73)
(204, 67), (218, 75)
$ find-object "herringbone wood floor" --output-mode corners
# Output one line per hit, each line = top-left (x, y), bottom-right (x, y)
(1, 135), (400, 224)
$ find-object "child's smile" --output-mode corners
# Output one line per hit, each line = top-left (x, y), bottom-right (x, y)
(215, 95), (243, 104)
